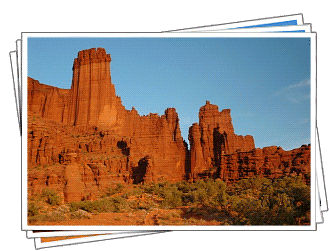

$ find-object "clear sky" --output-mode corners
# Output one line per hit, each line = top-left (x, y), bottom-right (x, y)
(28, 37), (311, 150)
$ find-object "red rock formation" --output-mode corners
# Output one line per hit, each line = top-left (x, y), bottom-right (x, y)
(219, 145), (310, 184)
(63, 154), (85, 203)
(67, 48), (117, 127)
(126, 108), (186, 183)
(28, 77), (70, 123)
(28, 48), (188, 202)
(27, 47), (310, 203)
(188, 123), (207, 179)
(188, 101), (255, 180)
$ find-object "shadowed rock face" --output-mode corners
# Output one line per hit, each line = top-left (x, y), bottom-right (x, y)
(27, 47), (310, 203)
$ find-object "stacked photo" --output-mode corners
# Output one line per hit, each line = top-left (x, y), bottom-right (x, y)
(9, 13), (327, 249)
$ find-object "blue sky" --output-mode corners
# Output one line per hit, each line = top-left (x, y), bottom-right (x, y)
(232, 20), (297, 29)
(28, 37), (311, 150)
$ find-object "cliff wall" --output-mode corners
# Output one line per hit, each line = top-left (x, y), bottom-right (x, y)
(27, 47), (310, 203)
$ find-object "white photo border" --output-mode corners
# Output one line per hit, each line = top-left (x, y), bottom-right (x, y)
(22, 32), (316, 231)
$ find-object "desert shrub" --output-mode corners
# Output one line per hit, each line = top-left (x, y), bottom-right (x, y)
(70, 209), (92, 219)
(228, 195), (241, 208)
(177, 179), (229, 207)
(69, 196), (129, 213)
(106, 187), (116, 196)
(41, 189), (62, 206)
(28, 214), (47, 223)
(116, 184), (124, 190)
(46, 211), (68, 221)
(195, 180), (207, 189)
(28, 202), (39, 217)
(158, 211), (180, 221)
(234, 192), (296, 225)
(161, 189), (183, 208)
(267, 193), (295, 225)
(215, 189), (228, 207)
(149, 179), (228, 207)
(70, 200), (110, 213)
(206, 182), (218, 197)
(30, 211), (67, 223)
(233, 197), (268, 225)
(106, 183), (125, 196)
(196, 189), (208, 204)
(176, 180), (190, 193)
(230, 176), (272, 197)
(271, 176), (310, 221)
(124, 187), (143, 197)
(143, 182), (168, 195)
(183, 189), (207, 204)
(111, 196), (130, 212)
(78, 200), (106, 212)
(251, 176), (272, 190)
(55, 205), (70, 214)
(232, 176), (310, 225)
(182, 192), (194, 204)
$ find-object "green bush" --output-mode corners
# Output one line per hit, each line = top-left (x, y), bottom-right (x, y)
(69, 196), (129, 213)
(124, 187), (143, 197)
(176, 180), (190, 193)
(231, 176), (272, 197)
(215, 190), (228, 207)
(144, 179), (229, 208)
(231, 176), (310, 225)
(29, 211), (67, 223)
(161, 195), (182, 208)
(70, 200), (110, 213)
(41, 189), (62, 206)
(28, 202), (39, 217)
(106, 183), (125, 196)
(234, 192), (295, 225)
(161, 189), (183, 208)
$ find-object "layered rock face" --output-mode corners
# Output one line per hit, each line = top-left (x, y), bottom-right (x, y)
(28, 78), (70, 123)
(219, 145), (311, 184)
(28, 48), (187, 202)
(188, 101), (255, 180)
(28, 47), (310, 203)
(67, 48), (117, 127)
(126, 107), (187, 183)
(188, 101), (309, 183)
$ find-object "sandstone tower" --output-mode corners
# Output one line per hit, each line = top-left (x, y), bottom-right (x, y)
(67, 48), (117, 127)
(188, 101), (255, 180)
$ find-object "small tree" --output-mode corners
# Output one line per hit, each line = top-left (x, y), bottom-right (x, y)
(41, 189), (62, 206)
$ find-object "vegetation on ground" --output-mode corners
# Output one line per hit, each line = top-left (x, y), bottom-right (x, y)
(27, 176), (310, 225)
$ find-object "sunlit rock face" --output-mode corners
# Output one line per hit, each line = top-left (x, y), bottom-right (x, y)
(27, 48), (310, 202)
(188, 101), (255, 181)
